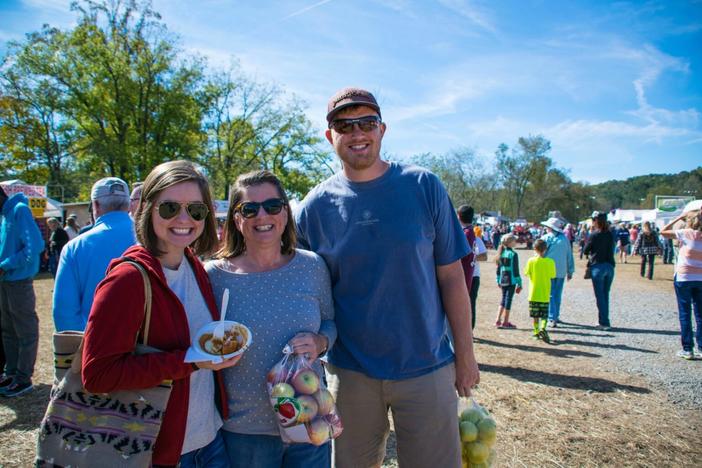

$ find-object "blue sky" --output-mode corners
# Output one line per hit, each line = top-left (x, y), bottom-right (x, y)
(1, 0), (701, 183)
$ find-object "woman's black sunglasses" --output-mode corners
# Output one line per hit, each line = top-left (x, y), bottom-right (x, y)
(157, 201), (209, 221)
(235, 198), (286, 219)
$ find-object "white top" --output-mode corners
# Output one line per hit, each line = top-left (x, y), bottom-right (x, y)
(674, 229), (702, 282)
(163, 259), (223, 454)
(472, 237), (487, 277)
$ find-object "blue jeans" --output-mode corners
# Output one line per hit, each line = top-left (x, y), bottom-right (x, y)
(548, 277), (565, 321)
(590, 263), (614, 327)
(673, 280), (702, 352)
(221, 431), (331, 468)
(179, 430), (229, 468)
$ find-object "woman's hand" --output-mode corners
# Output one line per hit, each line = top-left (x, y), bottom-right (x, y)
(289, 332), (328, 363)
(193, 353), (243, 371)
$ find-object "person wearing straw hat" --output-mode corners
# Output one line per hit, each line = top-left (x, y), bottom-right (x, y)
(540, 214), (574, 328)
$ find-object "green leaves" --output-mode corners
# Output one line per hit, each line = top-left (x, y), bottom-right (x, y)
(1, 0), (330, 202)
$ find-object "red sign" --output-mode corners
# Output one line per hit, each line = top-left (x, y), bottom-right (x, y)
(0, 183), (47, 197)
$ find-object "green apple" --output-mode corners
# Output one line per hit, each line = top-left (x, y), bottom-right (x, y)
(465, 441), (489, 464)
(477, 417), (497, 446)
(460, 407), (484, 424)
(459, 420), (478, 443)
(270, 382), (295, 398)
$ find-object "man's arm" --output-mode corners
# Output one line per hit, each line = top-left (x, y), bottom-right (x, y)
(437, 260), (480, 396)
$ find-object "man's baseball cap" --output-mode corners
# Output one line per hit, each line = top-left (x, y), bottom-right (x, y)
(91, 177), (129, 201)
(326, 87), (381, 123)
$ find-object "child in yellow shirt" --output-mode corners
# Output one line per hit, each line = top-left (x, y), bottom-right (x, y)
(524, 239), (557, 342)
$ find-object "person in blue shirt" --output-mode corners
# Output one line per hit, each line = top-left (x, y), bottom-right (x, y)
(540, 215), (575, 328)
(52, 177), (136, 332)
(0, 186), (44, 397)
(295, 87), (479, 468)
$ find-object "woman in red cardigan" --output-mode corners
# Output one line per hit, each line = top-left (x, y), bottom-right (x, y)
(82, 161), (240, 467)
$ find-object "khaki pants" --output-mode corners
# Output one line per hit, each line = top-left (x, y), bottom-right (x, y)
(326, 363), (461, 468)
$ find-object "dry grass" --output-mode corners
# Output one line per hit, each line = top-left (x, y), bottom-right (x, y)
(1, 253), (700, 467)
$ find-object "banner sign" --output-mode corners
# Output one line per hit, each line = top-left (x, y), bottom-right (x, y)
(28, 197), (47, 218)
(655, 195), (694, 212)
(0, 183), (47, 197)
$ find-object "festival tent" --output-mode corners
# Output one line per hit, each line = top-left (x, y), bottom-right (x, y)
(609, 209), (656, 224)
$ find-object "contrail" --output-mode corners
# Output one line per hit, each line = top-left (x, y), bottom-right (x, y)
(281, 0), (335, 21)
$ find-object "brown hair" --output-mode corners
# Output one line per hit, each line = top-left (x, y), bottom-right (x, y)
(217, 170), (296, 258)
(593, 216), (608, 232)
(533, 239), (547, 254)
(135, 160), (218, 258)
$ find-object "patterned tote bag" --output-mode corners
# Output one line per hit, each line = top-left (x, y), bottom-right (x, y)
(36, 261), (173, 467)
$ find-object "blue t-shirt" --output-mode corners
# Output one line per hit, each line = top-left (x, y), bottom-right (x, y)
(295, 162), (470, 380)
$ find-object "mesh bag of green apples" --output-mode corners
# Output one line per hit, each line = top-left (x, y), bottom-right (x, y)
(458, 397), (497, 467)
(266, 345), (343, 445)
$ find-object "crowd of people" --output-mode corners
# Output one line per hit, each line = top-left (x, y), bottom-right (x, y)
(0, 86), (699, 467)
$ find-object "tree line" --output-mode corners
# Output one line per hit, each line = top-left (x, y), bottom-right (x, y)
(411, 139), (701, 223)
(1, 1), (699, 223)
(0, 0), (332, 202)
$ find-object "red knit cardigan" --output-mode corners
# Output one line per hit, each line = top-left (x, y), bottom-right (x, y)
(82, 245), (228, 466)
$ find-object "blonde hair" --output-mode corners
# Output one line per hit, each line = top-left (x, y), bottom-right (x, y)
(495, 234), (517, 265)
(686, 211), (702, 231)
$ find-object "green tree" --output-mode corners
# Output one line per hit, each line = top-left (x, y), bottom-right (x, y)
(200, 69), (331, 200)
(495, 135), (552, 218)
(411, 148), (497, 211)
(1, 0), (207, 191)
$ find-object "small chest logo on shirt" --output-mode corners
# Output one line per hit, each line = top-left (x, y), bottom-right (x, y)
(355, 210), (379, 226)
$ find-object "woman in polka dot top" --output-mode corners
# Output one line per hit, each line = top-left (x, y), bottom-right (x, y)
(206, 170), (336, 468)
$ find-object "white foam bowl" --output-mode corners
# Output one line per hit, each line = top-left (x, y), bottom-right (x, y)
(193, 320), (252, 360)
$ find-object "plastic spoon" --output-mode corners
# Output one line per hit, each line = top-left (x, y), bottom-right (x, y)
(212, 288), (229, 340)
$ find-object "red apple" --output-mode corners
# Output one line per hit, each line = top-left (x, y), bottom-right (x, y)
(313, 388), (335, 416)
(306, 418), (331, 446)
(266, 362), (288, 384)
(291, 369), (320, 395)
(296, 395), (319, 423)
(270, 382), (295, 398)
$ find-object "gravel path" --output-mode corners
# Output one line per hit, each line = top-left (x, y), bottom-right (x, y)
(538, 254), (702, 411)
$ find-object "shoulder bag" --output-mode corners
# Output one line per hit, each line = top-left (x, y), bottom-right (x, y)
(36, 260), (173, 467)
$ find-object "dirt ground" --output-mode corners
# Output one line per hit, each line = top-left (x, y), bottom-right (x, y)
(1, 252), (700, 467)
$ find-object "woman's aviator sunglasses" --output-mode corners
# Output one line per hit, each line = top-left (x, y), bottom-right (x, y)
(329, 115), (381, 134)
(235, 198), (286, 219)
(157, 201), (209, 221)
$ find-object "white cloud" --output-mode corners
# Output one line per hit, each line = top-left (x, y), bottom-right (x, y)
(436, 0), (496, 34)
(21, 0), (69, 11)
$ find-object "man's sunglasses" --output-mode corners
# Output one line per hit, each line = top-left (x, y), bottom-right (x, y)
(235, 198), (286, 219)
(329, 115), (381, 134)
(157, 201), (209, 221)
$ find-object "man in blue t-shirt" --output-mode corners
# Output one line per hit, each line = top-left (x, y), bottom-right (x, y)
(295, 87), (480, 468)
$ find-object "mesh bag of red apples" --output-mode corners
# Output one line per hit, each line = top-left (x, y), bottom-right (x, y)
(266, 346), (343, 445)
(457, 397), (497, 467)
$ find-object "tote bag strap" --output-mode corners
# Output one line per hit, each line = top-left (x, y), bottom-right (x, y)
(69, 259), (153, 374)
(120, 260), (153, 346)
